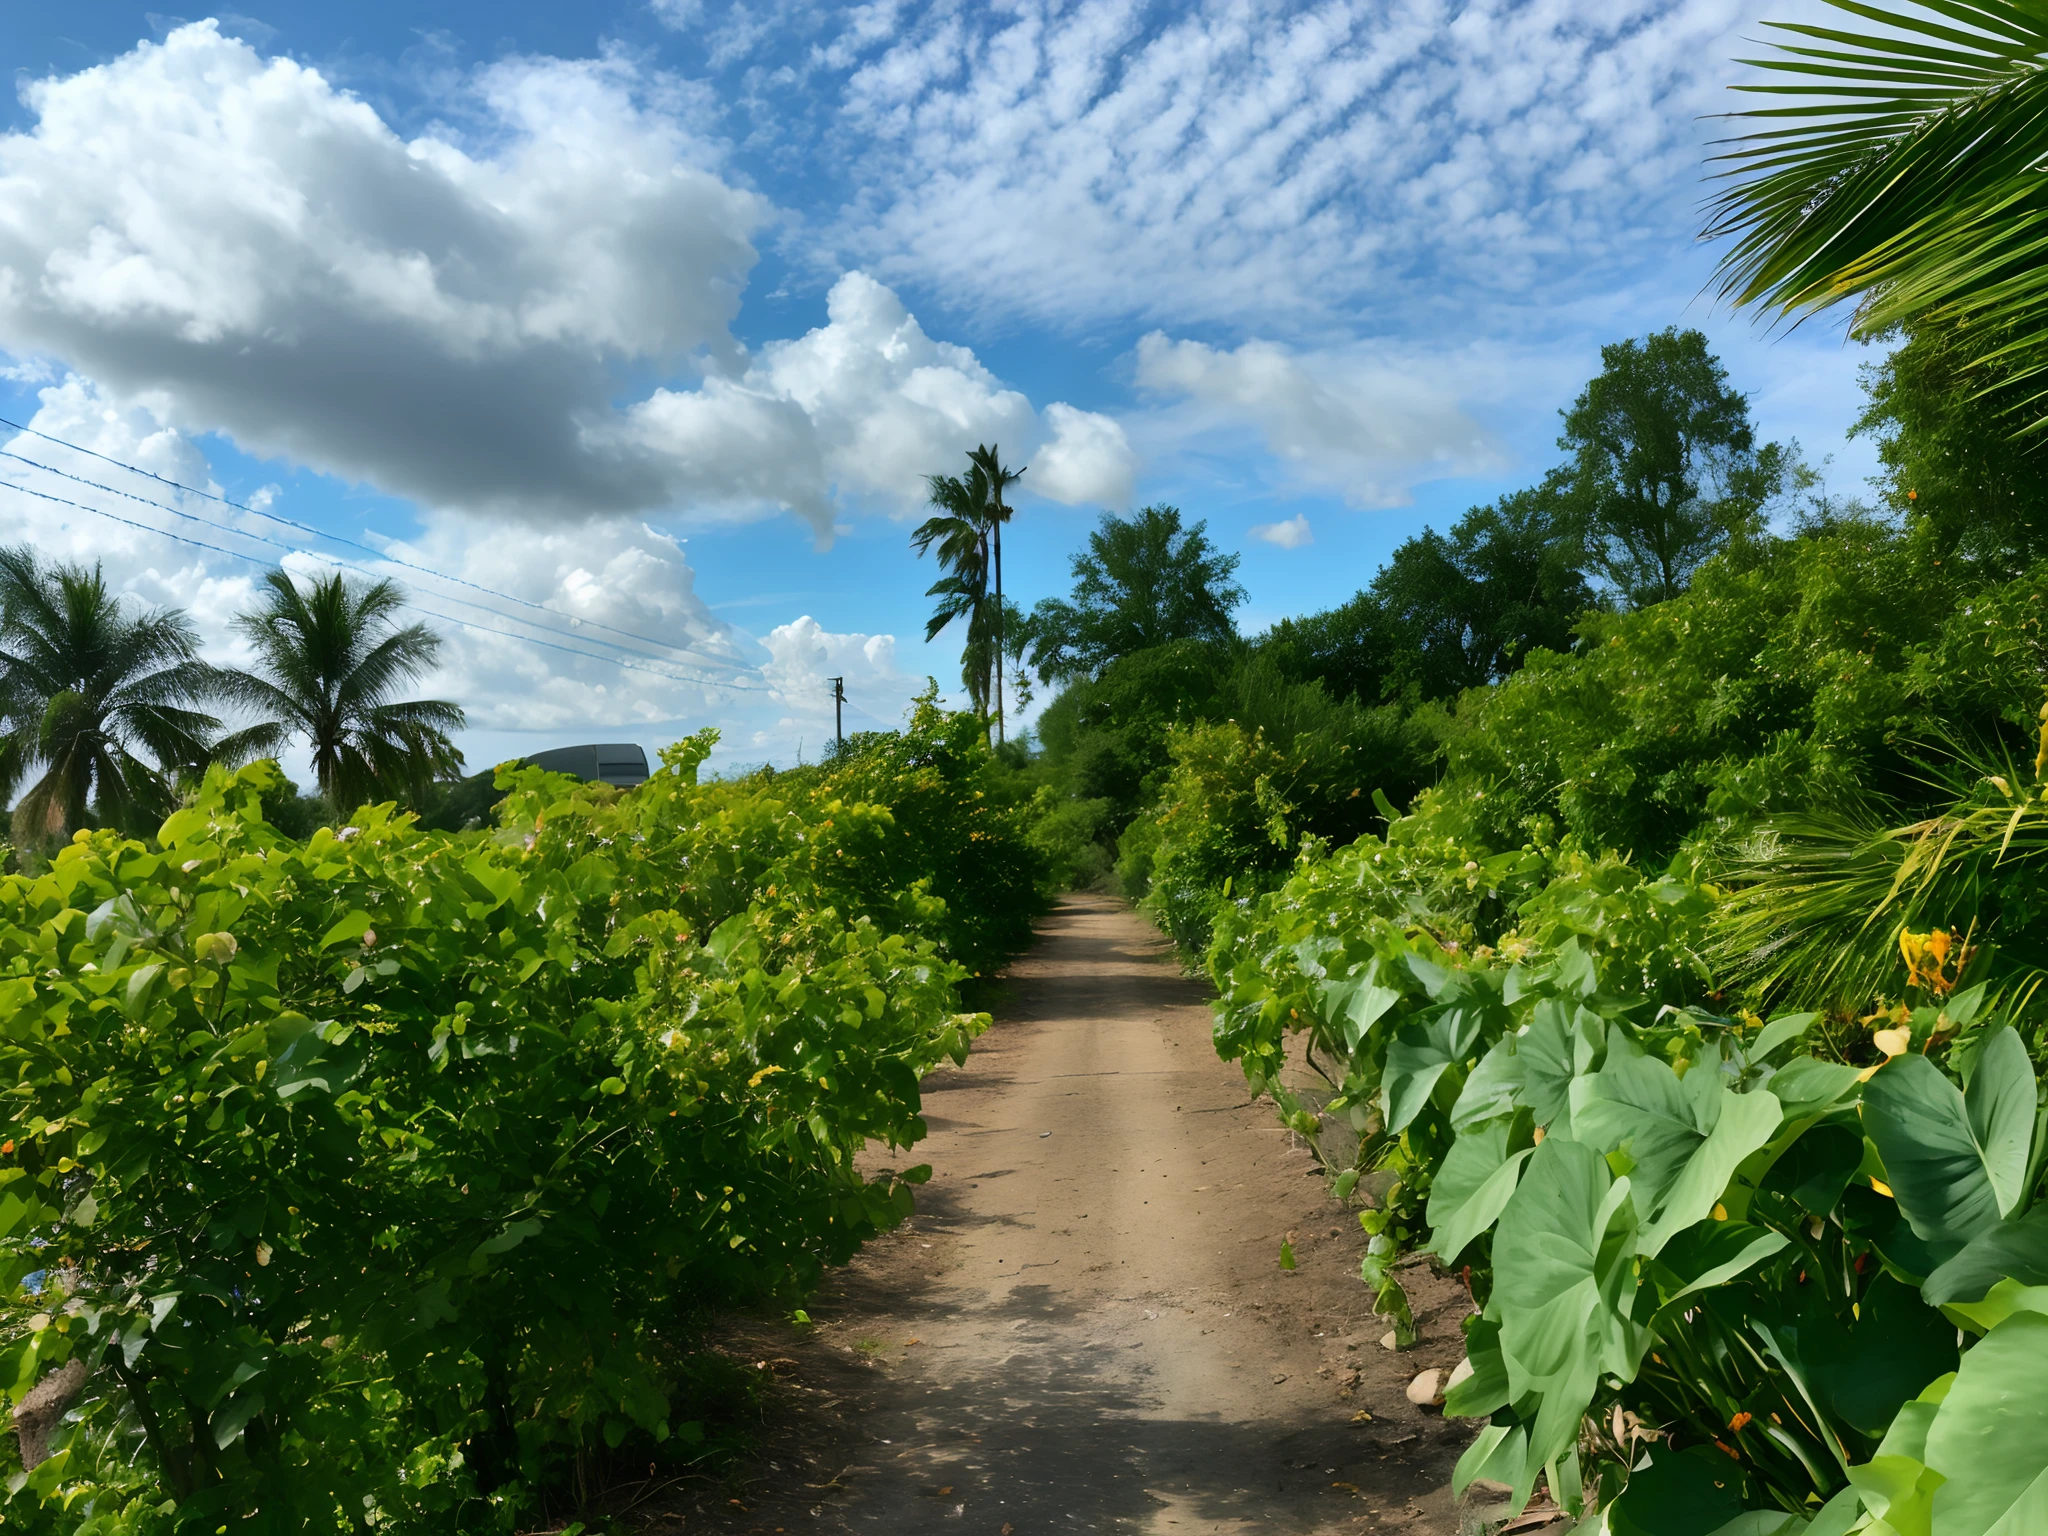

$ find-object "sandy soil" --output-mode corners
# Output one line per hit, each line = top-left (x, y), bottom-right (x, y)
(654, 895), (1479, 1535)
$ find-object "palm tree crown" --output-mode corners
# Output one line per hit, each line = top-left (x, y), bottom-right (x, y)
(0, 546), (224, 842)
(911, 446), (1026, 732)
(913, 462), (999, 717)
(222, 569), (465, 813)
(966, 445), (1025, 743)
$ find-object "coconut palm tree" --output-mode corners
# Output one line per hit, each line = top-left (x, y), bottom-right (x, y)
(912, 463), (999, 719)
(966, 445), (1025, 743)
(1706, 0), (2048, 424)
(220, 569), (464, 812)
(0, 546), (224, 842)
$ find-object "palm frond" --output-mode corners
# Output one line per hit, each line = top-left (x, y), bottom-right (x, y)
(1711, 734), (2048, 1013)
(1707, 0), (2048, 419)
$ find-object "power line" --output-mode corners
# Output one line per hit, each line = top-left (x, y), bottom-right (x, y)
(0, 413), (751, 676)
(0, 478), (776, 694)
(1, 449), (759, 683)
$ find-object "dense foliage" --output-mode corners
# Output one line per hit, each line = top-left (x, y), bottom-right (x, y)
(0, 701), (1040, 1532)
(1210, 783), (2048, 1532)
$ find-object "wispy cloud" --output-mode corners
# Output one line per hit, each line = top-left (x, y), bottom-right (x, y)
(778, 0), (1772, 334)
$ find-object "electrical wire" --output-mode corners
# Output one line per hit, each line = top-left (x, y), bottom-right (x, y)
(1, 449), (759, 683)
(0, 477), (776, 694)
(0, 412), (751, 675)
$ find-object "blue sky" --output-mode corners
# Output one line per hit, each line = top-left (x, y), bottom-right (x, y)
(1, 1), (1872, 776)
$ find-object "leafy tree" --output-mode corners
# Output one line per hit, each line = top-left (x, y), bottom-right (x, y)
(220, 569), (464, 812)
(1371, 486), (1596, 696)
(1033, 638), (1232, 816)
(1557, 327), (1795, 607)
(1707, 0), (2048, 430)
(1024, 505), (1245, 681)
(1855, 323), (2048, 569)
(1258, 590), (1405, 707)
(0, 547), (222, 842)
(913, 460), (998, 717)
(1259, 490), (1592, 706)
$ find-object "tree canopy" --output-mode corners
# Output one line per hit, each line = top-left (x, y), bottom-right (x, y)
(1024, 505), (1245, 682)
(1556, 327), (1796, 608)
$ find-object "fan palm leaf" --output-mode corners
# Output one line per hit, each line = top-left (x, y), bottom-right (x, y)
(1711, 733), (2048, 1014)
(1707, 0), (2048, 418)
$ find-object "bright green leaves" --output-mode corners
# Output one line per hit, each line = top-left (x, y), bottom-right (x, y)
(1427, 1111), (1535, 1262)
(1384, 1004), (1485, 1131)
(1922, 1311), (2048, 1535)
(1864, 1026), (2039, 1262)
(1488, 1138), (1647, 1501)
(0, 745), (1005, 1530)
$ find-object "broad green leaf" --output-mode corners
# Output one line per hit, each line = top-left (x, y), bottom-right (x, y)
(1749, 1011), (1819, 1062)
(1327, 971), (1402, 1053)
(1452, 1419), (1527, 1500)
(1650, 1219), (1789, 1310)
(1844, 1454), (1943, 1536)
(318, 910), (374, 950)
(1443, 1317), (1510, 1418)
(1864, 1037), (2035, 1262)
(1514, 998), (1600, 1132)
(1427, 1114), (1534, 1263)
(1491, 1138), (1645, 1495)
(1451, 1036), (1526, 1130)
(1570, 1052), (1721, 1213)
(1924, 1310), (2048, 1536)
(1923, 1204), (2048, 1306)
(1638, 1087), (1783, 1257)
(1383, 1004), (1484, 1131)
(1965, 1025), (2037, 1218)
(1939, 1278), (2048, 1336)
(1765, 1056), (1863, 1123)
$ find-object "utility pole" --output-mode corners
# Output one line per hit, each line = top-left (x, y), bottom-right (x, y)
(827, 676), (845, 754)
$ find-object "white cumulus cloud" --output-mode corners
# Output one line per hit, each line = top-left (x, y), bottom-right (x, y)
(0, 23), (1132, 542)
(1250, 514), (1314, 550)
(1134, 333), (1502, 506)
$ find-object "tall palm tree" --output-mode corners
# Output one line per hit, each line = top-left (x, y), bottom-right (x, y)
(1706, 0), (2048, 424)
(0, 547), (224, 842)
(912, 463), (998, 719)
(966, 445), (1025, 743)
(221, 569), (464, 812)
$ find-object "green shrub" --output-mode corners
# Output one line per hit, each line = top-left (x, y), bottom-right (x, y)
(0, 726), (1012, 1532)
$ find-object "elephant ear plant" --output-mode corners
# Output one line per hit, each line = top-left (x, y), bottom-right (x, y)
(1210, 781), (2048, 1534)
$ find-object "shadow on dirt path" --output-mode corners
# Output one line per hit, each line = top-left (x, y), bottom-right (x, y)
(656, 895), (1478, 1535)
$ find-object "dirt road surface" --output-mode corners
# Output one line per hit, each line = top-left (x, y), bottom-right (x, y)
(666, 895), (1477, 1535)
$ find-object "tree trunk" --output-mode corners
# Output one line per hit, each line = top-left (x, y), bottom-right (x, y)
(993, 520), (1005, 745)
(15, 1357), (87, 1470)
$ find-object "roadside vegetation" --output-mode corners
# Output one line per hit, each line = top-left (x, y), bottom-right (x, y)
(13, 0), (2048, 1528)
(940, 0), (2048, 1528)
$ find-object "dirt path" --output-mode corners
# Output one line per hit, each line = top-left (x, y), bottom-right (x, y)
(669, 895), (1475, 1535)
